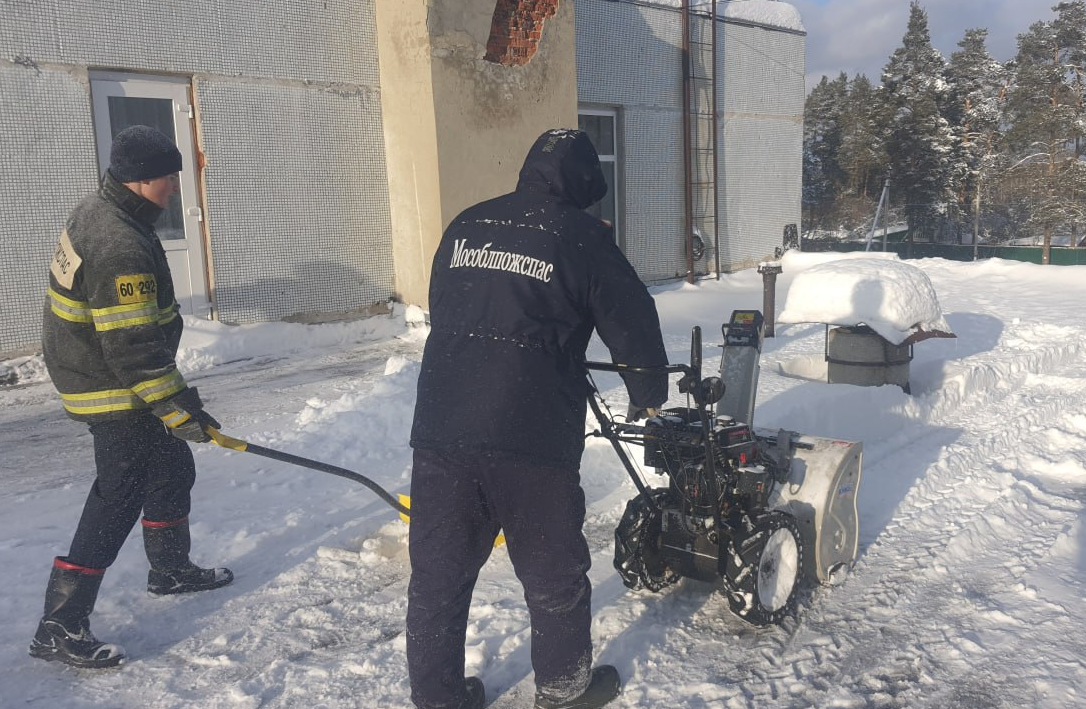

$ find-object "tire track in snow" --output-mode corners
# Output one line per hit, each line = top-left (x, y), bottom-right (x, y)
(586, 336), (1086, 708)
(722, 341), (1086, 708)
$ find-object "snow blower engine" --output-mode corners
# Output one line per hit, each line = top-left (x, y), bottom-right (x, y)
(585, 310), (863, 626)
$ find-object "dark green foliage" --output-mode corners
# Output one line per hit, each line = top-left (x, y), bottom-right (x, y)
(802, 0), (1086, 252)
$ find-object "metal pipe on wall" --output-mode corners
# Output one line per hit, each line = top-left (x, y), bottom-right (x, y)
(681, 0), (695, 284)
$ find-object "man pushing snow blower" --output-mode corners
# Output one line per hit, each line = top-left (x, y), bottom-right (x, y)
(407, 128), (668, 709)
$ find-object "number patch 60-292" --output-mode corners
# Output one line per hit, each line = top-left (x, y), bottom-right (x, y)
(115, 274), (158, 304)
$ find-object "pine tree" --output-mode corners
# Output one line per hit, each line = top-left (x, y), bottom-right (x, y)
(802, 73), (849, 233)
(946, 28), (1009, 248)
(1003, 0), (1086, 262)
(838, 74), (889, 200)
(880, 1), (957, 244)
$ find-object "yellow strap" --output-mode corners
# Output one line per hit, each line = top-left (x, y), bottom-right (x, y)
(207, 427), (249, 452)
(160, 410), (191, 428)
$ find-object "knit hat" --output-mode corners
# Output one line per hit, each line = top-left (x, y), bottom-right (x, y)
(109, 125), (183, 182)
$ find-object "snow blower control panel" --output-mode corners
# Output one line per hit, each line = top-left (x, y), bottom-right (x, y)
(724, 310), (765, 350)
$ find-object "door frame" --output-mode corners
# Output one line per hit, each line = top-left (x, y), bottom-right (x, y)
(89, 71), (212, 319)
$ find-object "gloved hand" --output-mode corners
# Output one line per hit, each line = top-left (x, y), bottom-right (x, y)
(151, 387), (221, 443)
(626, 404), (661, 422)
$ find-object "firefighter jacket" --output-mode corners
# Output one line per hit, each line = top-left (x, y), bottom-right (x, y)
(42, 172), (188, 423)
(410, 129), (669, 467)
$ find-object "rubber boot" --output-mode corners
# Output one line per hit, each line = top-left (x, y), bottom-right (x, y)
(143, 517), (233, 595)
(28, 558), (126, 669)
(535, 665), (620, 709)
(462, 677), (485, 709)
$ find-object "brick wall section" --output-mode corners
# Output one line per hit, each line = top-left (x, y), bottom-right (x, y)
(484, 0), (559, 66)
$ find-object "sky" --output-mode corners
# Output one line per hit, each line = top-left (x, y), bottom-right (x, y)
(789, 0), (1066, 90)
(4, 250), (1086, 707)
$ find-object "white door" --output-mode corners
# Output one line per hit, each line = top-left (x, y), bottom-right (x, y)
(90, 72), (212, 318)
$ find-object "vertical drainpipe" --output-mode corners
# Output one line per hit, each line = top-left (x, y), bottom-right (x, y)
(711, 0), (720, 279)
(758, 262), (783, 337)
(681, 0), (695, 284)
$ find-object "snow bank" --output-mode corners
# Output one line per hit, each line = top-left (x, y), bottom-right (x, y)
(177, 308), (410, 373)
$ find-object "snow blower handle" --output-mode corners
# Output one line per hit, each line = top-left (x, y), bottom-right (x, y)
(206, 427), (411, 517)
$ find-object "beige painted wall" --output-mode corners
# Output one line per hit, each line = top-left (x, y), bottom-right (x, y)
(376, 0), (578, 308)
(375, 0), (443, 307)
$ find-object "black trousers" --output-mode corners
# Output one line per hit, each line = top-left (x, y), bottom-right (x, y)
(406, 448), (593, 709)
(65, 413), (196, 569)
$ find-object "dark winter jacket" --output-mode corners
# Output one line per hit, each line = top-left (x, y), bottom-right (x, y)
(410, 129), (669, 467)
(42, 171), (188, 423)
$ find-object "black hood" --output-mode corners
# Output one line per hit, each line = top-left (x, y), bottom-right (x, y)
(515, 129), (608, 209)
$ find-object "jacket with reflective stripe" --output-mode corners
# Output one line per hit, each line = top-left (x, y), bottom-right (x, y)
(42, 172), (188, 422)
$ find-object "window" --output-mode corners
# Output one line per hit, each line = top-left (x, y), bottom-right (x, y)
(102, 94), (186, 240)
(578, 109), (619, 241)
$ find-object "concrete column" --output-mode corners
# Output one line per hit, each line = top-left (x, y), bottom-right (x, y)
(375, 0), (578, 308)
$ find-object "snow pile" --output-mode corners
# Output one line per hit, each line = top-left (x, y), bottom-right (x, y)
(0, 355), (47, 386)
(176, 307), (409, 373)
(777, 254), (954, 345)
(638, 0), (804, 33)
(720, 0), (803, 31)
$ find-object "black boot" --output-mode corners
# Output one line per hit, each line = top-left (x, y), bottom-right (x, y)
(29, 558), (126, 669)
(462, 677), (485, 709)
(535, 665), (620, 709)
(143, 517), (233, 595)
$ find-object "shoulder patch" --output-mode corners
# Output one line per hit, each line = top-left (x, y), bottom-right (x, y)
(50, 229), (83, 289)
(115, 273), (158, 304)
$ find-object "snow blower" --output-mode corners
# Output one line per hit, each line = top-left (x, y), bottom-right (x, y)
(586, 310), (863, 626)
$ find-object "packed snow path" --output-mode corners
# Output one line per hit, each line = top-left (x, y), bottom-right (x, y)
(3, 255), (1086, 708)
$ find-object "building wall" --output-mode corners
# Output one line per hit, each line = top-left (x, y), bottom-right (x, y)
(577, 0), (686, 281)
(375, 0), (444, 308)
(0, 0), (394, 353)
(576, 0), (805, 281)
(428, 0), (578, 231)
(0, 65), (100, 355)
(374, 0), (577, 309)
(718, 20), (805, 270)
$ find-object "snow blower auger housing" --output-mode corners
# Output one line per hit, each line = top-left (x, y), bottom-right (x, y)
(586, 310), (863, 626)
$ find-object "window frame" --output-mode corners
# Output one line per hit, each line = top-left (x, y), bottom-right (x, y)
(578, 107), (622, 250)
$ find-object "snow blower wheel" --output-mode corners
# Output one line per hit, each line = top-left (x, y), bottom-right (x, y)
(614, 489), (680, 592)
(724, 511), (804, 626)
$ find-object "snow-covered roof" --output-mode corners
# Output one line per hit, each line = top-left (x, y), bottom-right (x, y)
(633, 0), (805, 33)
(777, 254), (954, 345)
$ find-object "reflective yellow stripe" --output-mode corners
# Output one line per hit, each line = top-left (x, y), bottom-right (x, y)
(131, 371), (186, 404)
(48, 288), (92, 324)
(59, 371), (186, 413)
(91, 302), (159, 332)
(60, 389), (143, 415)
(159, 305), (179, 326)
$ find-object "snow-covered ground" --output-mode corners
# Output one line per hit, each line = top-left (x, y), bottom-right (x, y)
(3, 251), (1086, 708)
